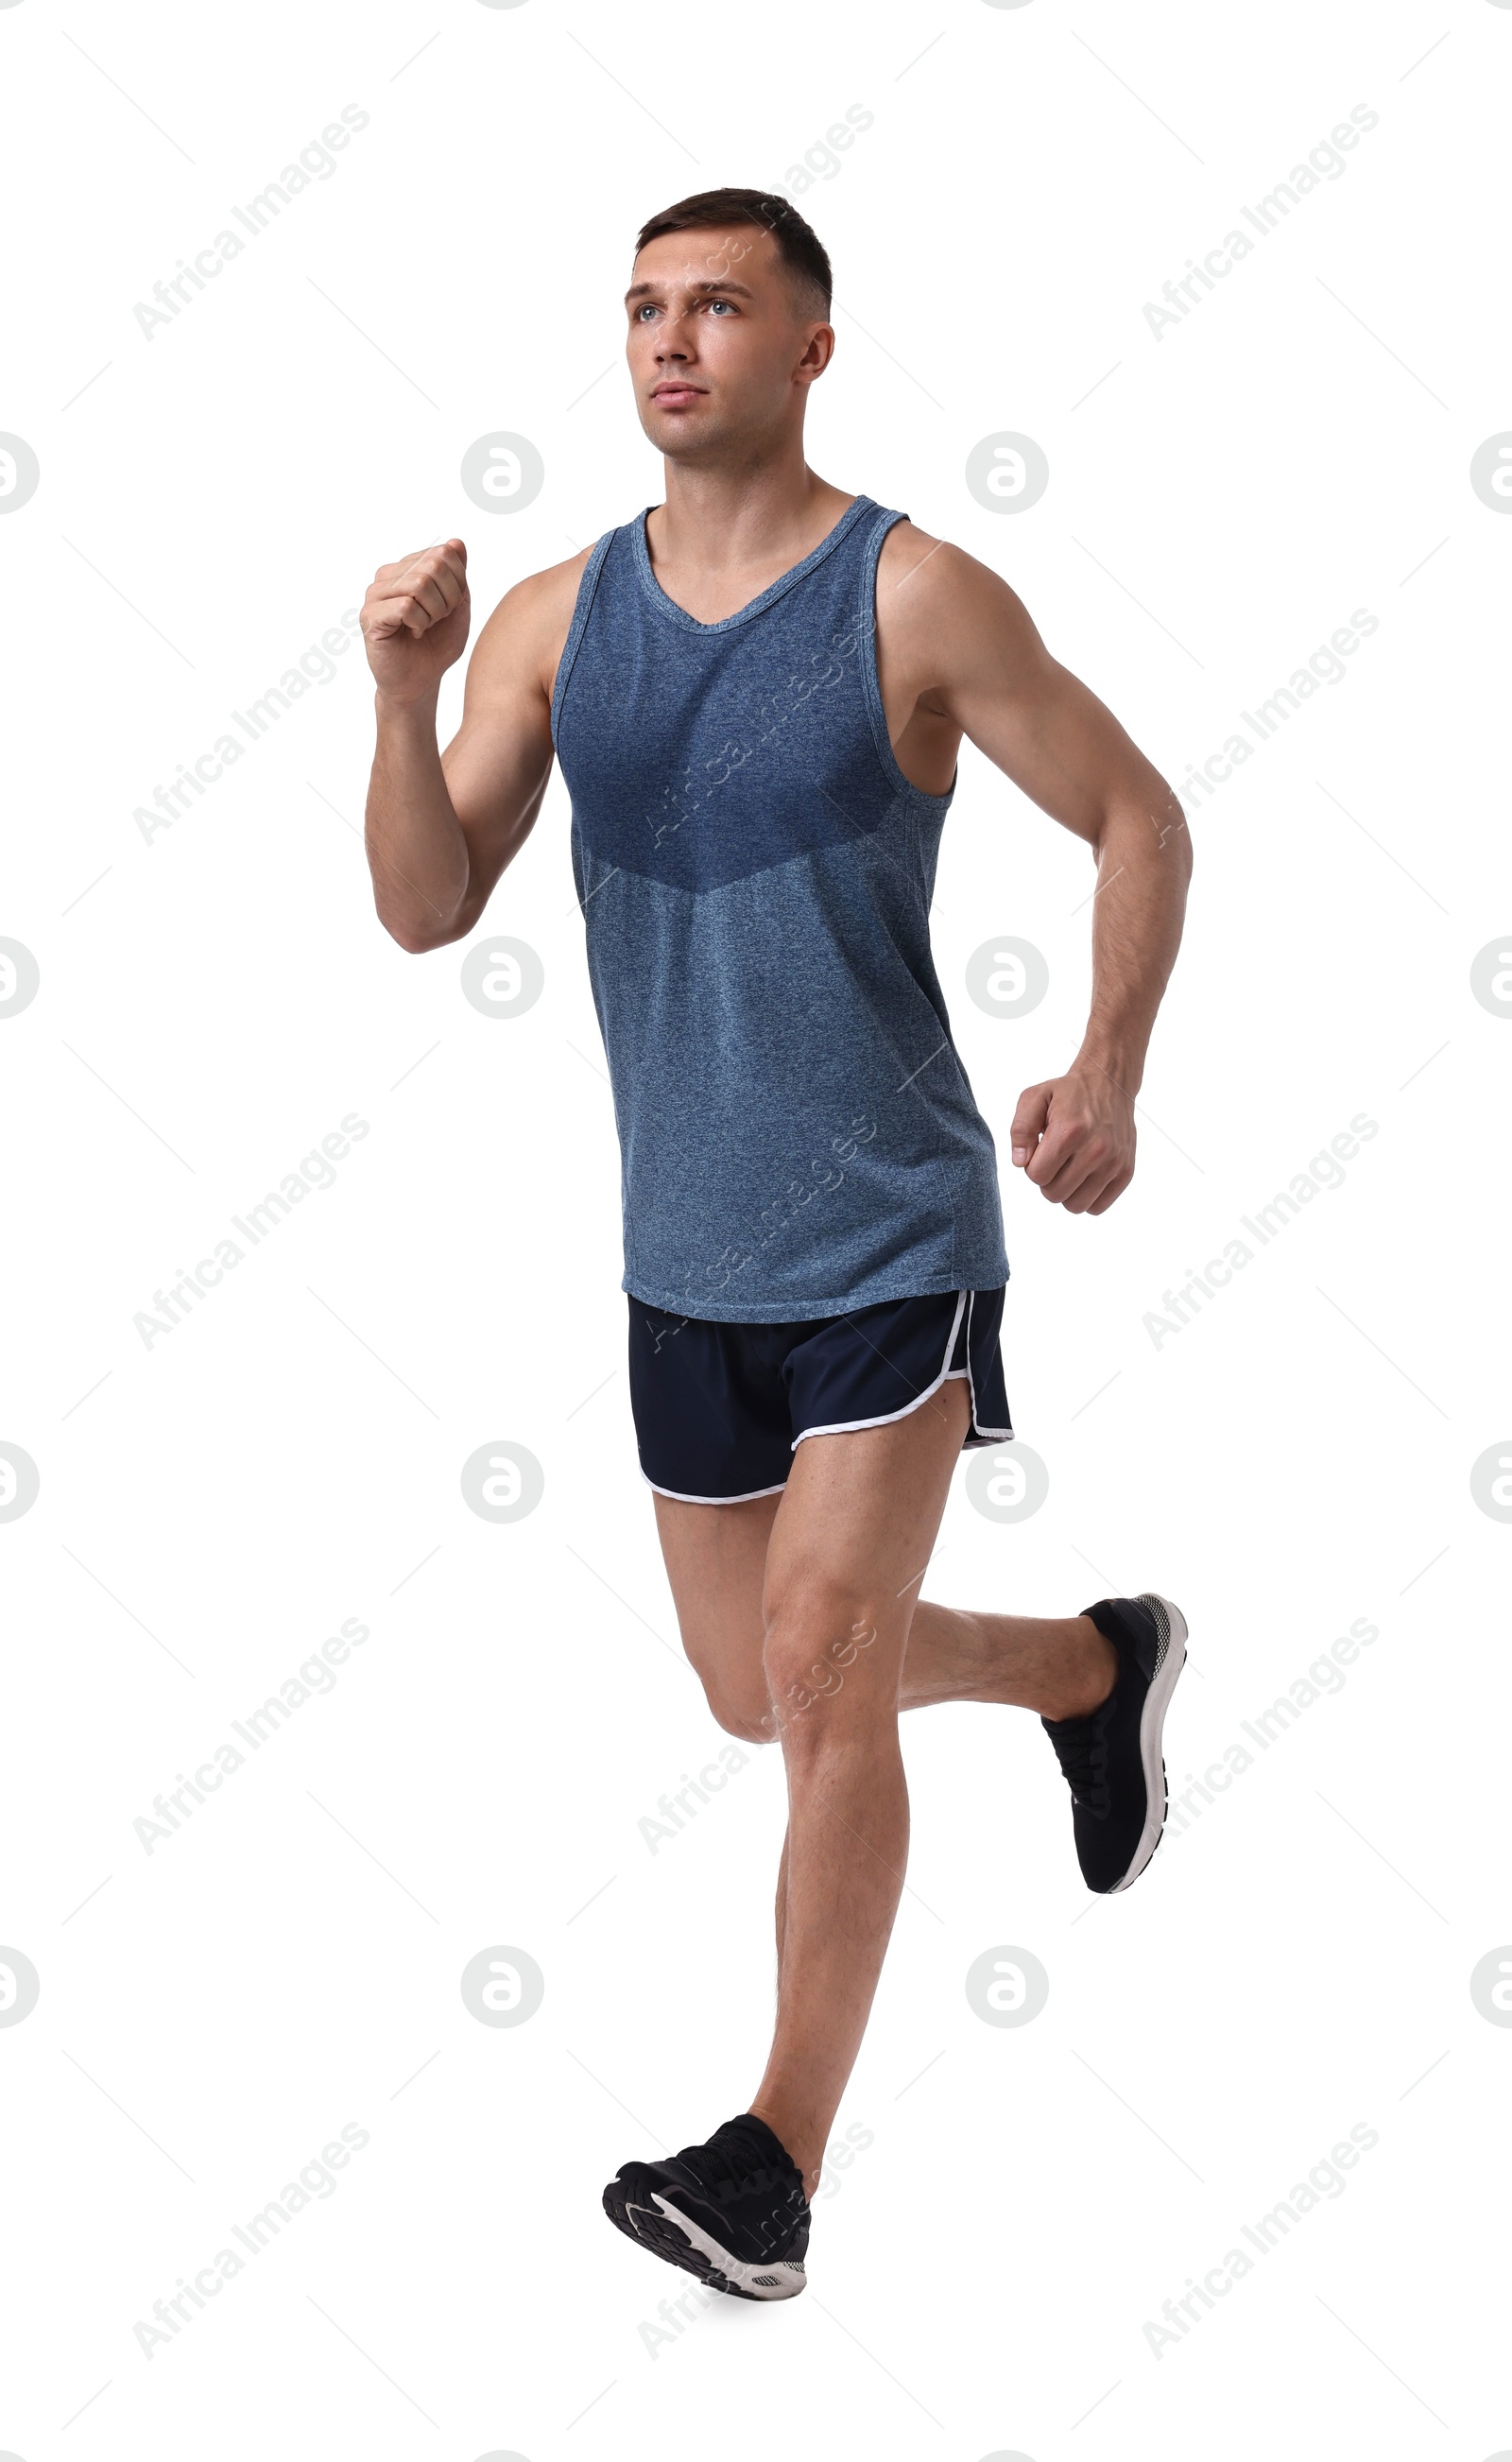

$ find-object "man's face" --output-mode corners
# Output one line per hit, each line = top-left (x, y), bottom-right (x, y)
(624, 224), (832, 457)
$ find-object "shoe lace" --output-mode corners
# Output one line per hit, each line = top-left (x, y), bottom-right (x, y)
(679, 2121), (804, 2218)
(1045, 1715), (1108, 1809)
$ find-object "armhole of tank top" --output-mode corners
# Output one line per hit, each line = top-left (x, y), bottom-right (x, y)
(549, 529), (616, 751)
(857, 508), (956, 808)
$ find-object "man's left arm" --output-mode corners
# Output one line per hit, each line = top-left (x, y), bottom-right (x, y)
(886, 535), (1193, 1216)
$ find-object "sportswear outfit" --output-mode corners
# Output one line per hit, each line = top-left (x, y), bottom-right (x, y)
(552, 491), (1013, 1498)
(555, 498), (1191, 2290)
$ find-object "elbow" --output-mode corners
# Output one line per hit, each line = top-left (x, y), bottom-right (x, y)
(368, 839), (473, 954)
(1155, 783), (1193, 883)
(1171, 814), (1194, 887)
(377, 903), (461, 956)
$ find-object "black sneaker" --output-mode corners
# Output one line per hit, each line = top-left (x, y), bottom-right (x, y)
(602, 2112), (809, 2301)
(1041, 1593), (1188, 1893)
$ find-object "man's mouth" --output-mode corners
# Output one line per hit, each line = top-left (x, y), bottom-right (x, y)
(651, 384), (706, 406)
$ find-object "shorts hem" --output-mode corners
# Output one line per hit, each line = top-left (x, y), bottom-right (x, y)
(639, 1465), (788, 1506)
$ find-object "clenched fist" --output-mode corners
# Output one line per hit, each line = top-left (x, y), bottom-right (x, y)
(1010, 1062), (1136, 1215)
(360, 539), (471, 705)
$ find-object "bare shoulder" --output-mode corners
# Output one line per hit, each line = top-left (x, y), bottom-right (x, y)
(875, 518), (1046, 687)
(877, 518), (1030, 627)
(465, 542), (596, 705)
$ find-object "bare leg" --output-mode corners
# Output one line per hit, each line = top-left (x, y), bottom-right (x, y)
(774, 1829), (789, 1974)
(648, 1487), (1116, 1732)
(647, 1444), (1120, 2193)
(901, 1598), (1115, 1720)
(745, 1379), (971, 2195)
(766, 1614), (1109, 1986)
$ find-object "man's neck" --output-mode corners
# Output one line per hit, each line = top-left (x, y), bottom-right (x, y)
(650, 446), (854, 587)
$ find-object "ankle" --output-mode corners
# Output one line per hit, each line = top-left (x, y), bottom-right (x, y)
(1039, 1615), (1118, 1723)
(747, 2101), (823, 2200)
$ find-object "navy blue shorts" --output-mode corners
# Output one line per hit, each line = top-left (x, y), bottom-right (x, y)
(627, 1286), (1013, 1504)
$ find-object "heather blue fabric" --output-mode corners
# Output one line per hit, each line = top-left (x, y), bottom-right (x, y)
(551, 492), (1010, 1321)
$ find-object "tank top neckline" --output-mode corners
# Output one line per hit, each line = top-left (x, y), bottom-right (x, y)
(629, 491), (878, 636)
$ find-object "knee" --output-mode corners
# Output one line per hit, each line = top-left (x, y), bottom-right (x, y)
(761, 1593), (888, 1745)
(696, 1674), (777, 1748)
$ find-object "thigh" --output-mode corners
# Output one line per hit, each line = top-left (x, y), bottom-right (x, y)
(652, 1488), (782, 1740)
(762, 1370), (971, 1706)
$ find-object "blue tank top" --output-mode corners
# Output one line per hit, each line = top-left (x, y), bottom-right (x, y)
(551, 492), (1009, 1321)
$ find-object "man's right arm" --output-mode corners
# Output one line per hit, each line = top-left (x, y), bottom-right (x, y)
(359, 537), (589, 953)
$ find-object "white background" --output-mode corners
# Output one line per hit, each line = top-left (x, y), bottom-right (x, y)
(3, 0), (1509, 2453)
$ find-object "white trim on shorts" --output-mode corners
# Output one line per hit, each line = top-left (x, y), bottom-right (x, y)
(638, 1468), (789, 1505)
(956, 1285), (1013, 1442)
(791, 1289), (969, 1448)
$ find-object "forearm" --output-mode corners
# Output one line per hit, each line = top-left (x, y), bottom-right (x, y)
(1075, 785), (1192, 1096)
(365, 689), (472, 952)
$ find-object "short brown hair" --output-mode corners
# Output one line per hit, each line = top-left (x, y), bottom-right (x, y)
(634, 187), (833, 316)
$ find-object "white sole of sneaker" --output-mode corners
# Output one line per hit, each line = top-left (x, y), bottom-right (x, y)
(1107, 1593), (1188, 1893)
(632, 2193), (808, 2300)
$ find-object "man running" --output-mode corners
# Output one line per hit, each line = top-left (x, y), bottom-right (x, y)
(360, 187), (1192, 2305)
